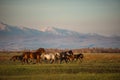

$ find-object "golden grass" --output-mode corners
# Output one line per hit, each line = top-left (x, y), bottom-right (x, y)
(83, 53), (120, 63)
(0, 53), (120, 80)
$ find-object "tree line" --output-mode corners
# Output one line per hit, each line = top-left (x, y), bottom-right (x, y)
(0, 47), (120, 53)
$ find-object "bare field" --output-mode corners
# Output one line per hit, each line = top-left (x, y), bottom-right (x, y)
(0, 53), (120, 80)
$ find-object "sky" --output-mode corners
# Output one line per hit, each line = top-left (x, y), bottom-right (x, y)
(0, 0), (120, 36)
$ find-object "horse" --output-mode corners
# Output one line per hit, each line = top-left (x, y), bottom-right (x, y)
(36, 48), (46, 54)
(22, 51), (31, 64)
(22, 48), (46, 64)
(59, 50), (74, 64)
(66, 55), (74, 62)
(73, 53), (84, 63)
(54, 52), (60, 61)
(41, 53), (56, 64)
(10, 55), (23, 62)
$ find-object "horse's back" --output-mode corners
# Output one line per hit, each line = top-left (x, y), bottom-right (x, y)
(42, 53), (55, 60)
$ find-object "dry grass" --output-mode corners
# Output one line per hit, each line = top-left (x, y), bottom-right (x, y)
(0, 53), (120, 80)
(83, 53), (120, 63)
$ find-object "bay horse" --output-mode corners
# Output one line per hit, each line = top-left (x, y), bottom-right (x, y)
(66, 55), (74, 62)
(22, 48), (46, 64)
(59, 50), (74, 64)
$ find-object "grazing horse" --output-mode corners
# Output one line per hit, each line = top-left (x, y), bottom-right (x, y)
(22, 48), (46, 64)
(59, 50), (74, 64)
(41, 53), (56, 64)
(10, 55), (23, 62)
(74, 53), (84, 63)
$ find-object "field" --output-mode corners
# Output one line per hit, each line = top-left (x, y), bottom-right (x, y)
(0, 53), (120, 80)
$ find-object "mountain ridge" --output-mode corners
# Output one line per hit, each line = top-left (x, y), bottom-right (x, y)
(0, 22), (120, 50)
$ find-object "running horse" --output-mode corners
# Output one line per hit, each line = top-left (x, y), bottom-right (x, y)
(74, 53), (84, 63)
(22, 48), (46, 64)
(41, 53), (56, 64)
(10, 55), (23, 62)
(59, 50), (74, 64)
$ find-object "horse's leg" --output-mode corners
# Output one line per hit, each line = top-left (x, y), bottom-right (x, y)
(22, 56), (28, 64)
(35, 55), (39, 64)
(56, 58), (59, 64)
(55, 58), (59, 64)
(50, 60), (52, 64)
(36, 56), (41, 64)
(23, 58), (29, 64)
(37, 57), (41, 64)
(65, 58), (68, 64)
(22, 58), (25, 65)
(74, 57), (77, 62)
(39, 55), (42, 64)
(74, 57), (77, 63)
(60, 58), (63, 64)
(80, 57), (83, 63)
(36, 59), (39, 64)
(38, 56), (41, 64)
(39, 58), (42, 64)
(50, 59), (54, 64)
(53, 59), (55, 64)
(38, 58), (41, 64)
(78, 57), (82, 63)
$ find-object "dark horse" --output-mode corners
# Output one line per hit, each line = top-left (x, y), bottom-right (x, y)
(59, 50), (74, 64)
(74, 53), (84, 63)
(22, 48), (46, 64)
(10, 55), (23, 62)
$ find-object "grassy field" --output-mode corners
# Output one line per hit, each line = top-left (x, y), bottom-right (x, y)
(0, 53), (120, 80)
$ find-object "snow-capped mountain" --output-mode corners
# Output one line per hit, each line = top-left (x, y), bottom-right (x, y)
(0, 22), (120, 50)
(40, 26), (80, 36)
(0, 22), (43, 37)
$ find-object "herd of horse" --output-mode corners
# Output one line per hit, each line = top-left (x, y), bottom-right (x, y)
(10, 48), (84, 64)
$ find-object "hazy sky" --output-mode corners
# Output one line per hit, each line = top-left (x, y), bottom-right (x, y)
(0, 0), (120, 36)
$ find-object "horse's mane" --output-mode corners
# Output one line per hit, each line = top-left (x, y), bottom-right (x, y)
(35, 48), (46, 55)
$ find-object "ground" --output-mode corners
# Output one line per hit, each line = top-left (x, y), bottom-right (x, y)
(0, 53), (120, 80)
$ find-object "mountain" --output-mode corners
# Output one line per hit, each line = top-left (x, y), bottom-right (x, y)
(0, 22), (120, 50)
(40, 27), (81, 36)
(0, 22), (43, 37)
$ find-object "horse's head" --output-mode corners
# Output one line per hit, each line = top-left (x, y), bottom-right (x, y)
(67, 50), (73, 55)
(55, 52), (60, 59)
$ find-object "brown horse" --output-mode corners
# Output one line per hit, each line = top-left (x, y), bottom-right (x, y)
(74, 53), (84, 63)
(10, 55), (23, 62)
(66, 55), (74, 62)
(22, 48), (46, 64)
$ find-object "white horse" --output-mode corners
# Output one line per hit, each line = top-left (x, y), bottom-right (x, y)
(55, 52), (60, 58)
(41, 53), (56, 64)
(54, 52), (61, 63)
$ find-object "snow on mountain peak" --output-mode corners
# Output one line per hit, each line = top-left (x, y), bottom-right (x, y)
(40, 27), (61, 35)
(40, 27), (55, 32)
(40, 26), (79, 36)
